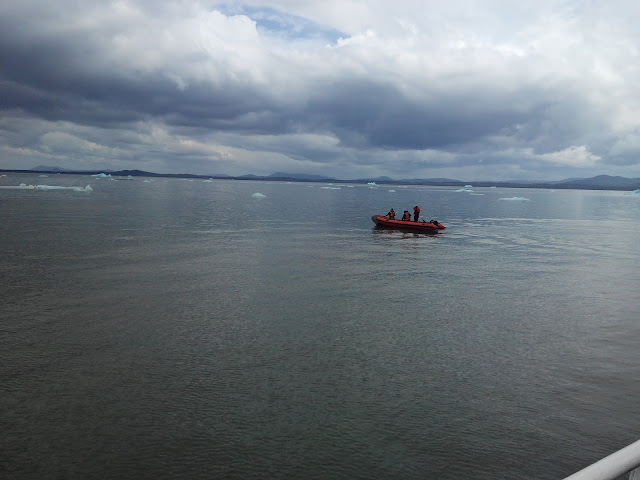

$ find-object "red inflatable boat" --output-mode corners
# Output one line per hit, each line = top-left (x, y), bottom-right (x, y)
(371, 215), (446, 232)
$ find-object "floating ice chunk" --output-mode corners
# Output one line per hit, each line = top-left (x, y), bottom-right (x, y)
(143, 179), (153, 183)
(203, 178), (213, 182)
(465, 184), (473, 188)
(631, 189), (640, 194)
(0, 183), (91, 192)
(499, 196), (530, 201)
(456, 188), (473, 192)
(321, 186), (341, 190)
(367, 182), (377, 186)
(91, 173), (111, 178)
(252, 192), (266, 199)
(489, 186), (497, 188)
(0, 183), (35, 189)
(39, 174), (49, 177)
(470, 193), (484, 195)
(36, 184), (92, 192)
(388, 189), (396, 192)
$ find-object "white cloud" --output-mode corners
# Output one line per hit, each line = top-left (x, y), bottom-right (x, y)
(538, 145), (601, 168)
(2, 0), (640, 179)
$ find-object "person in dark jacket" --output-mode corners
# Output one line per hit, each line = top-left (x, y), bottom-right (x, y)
(402, 210), (411, 221)
(413, 205), (421, 221)
(387, 208), (395, 219)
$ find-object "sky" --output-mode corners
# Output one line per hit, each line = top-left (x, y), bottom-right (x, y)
(1, 0), (640, 181)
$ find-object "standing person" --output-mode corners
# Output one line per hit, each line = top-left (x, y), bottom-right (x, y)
(402, 210), (411, 221)
(413, 205), (421, 221)
(387, 208), (395, 219)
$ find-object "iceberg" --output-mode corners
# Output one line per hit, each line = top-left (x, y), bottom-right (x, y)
(456, 188), (473, 192)
(91, 173), (111, 178)
(0, 183), (35, 189)
(631, 189), (640, 194)
(252, 192), (266, 199)
(36, 184), (92, 192)
(499, 196), (530, 202)
(367, 182), (377, 186)
(465, 184), (473, 188)
(388, 189), (396, 192)
(0, 183), (92, 192)
(321, 186), (341, 190)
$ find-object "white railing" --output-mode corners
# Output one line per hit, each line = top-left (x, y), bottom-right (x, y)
(563, 438), (640, 480)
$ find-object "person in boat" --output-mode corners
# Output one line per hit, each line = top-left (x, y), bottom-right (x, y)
(401, 210), (411, 221)
(413, 205), (421, 222)
(386, 208), (395, 219)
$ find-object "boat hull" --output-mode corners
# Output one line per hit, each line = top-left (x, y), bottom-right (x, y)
(371, 215), (445, 232)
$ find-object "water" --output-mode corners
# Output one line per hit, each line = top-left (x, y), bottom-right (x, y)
(2, 174), (640, 479)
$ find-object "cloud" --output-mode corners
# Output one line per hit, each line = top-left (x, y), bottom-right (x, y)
(538, 145), (601, 168)
(1, 0), (640, 179)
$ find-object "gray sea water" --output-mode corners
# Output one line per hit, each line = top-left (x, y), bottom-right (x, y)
(2, 173), (640, 479)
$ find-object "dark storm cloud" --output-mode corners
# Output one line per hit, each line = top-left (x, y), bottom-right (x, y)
(301, 79), (527, 149)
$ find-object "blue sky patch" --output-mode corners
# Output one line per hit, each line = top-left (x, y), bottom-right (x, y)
(215, 5), (344, 43)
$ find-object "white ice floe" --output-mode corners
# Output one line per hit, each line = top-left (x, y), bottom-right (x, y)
(143, 179), (153, 183)
(0, 183), (92, 192)
(0, 183), (34, 189)
(465, 184), (473, 188)
(456, 188), (473, 192)
(499, 196), (530, 201)
(39, 174), (49, 177)
(367, 182), (377, 186)
(388, 189), (396, 192)
(631, 189), (640, 194)
(36, 184), (92, 192)
(252, 192), (266, 199)
(91, 173), (111, 178)
(321, 186), (341, 190)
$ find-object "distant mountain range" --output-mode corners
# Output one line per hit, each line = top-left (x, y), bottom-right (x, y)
(553, 175), (640, 188)
(0, 166), (636, 191)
